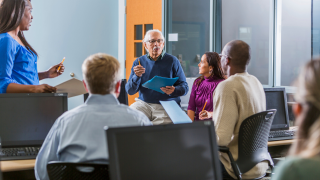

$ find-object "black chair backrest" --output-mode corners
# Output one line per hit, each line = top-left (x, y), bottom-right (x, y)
(47, 162), (109, 180)
(117, 79), (128, 105)
(83, 79), (128, 105)
(236, 109), (277, 174)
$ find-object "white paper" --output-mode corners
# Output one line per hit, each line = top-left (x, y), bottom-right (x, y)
(55, 78), (87, 98)
(168, 33), (178, 42)
(160, 100), (192, 124)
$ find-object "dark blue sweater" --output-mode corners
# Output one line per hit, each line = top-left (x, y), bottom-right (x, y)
(125, 53), (189, 104)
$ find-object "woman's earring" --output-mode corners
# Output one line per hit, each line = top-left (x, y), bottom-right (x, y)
(209, 70), (213, 74)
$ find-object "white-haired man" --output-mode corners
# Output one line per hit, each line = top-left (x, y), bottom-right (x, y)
(35, 53), (152, 180)
(126, 29), (189, 125)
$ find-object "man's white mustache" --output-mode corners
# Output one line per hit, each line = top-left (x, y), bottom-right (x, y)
(153, 47), (160, 51)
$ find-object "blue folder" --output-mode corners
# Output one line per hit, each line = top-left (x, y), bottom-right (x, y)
(142, 76), (179, 94)
(160, 100), (192, 124)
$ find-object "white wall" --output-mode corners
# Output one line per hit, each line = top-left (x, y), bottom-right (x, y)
(25, 0), (123, 110)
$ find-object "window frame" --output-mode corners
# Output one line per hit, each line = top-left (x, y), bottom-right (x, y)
(164, 0), (316, 93)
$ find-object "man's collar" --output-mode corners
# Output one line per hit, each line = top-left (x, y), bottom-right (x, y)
(85, 94), (120, 105)
(147, 50), (166, 61)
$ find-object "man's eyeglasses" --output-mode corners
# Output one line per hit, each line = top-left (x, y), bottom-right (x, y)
(147, 39), (164, 44)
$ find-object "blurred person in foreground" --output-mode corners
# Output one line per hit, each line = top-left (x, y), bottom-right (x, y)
(272, 59), (320, 180)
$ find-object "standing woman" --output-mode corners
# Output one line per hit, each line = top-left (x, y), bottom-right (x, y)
(272, 59), (320, 180)
(0, 0), (64, 93)
(187, 52), (225, 121)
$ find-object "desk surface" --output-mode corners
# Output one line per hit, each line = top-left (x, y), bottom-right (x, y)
(268, 139), (295, 147)
(0, 138), (295, 172)
(1, 159), (35, 172)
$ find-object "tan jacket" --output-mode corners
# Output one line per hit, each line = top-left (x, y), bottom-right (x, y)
(212, 72), (268, 179)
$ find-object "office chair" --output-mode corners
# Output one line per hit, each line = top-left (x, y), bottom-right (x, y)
(117, 79), (128, 105)
(83, 79), (128, 105)
(219, 109), (277, 180)
(47, 162), (109, 180)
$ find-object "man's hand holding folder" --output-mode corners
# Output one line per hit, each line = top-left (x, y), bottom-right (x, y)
(142, 76), (179, 94)
(160, 86), (175, 95)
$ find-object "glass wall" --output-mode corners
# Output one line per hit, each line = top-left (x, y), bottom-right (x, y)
(280, 0), (311, 86)
(222, 0), (272, 85)
(166, 0), (211, 77)
(165, 0), (318, 89)
(313, 0), (320, 57)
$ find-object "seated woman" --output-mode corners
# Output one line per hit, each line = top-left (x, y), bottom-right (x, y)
(272, 59), (320, 180)
(187, 52), (225, 121)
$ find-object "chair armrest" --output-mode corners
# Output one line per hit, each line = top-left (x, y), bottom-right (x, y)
(218, 146), (242, 180)
(218, 146), (230, 153)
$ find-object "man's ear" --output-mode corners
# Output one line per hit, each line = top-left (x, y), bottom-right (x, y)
(293, 103), (302, 118)
(83, 80), (89, 93)
(143, 42), (147, 49)
(226, 57), (231, 66)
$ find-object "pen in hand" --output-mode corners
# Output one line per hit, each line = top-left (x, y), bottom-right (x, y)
(201, 99), (208, 116)
(134, 58), (145, 77)
(202, 99), (208, 111)
(57, 57), (65, 72)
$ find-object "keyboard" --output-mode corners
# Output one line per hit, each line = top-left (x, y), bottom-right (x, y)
(268, 129), (296, 141)
(0, 147), (40, 161)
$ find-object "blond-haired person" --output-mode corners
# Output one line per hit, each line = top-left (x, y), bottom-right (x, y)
(35, 53), (152, 180)
(272, 59), (320, 180)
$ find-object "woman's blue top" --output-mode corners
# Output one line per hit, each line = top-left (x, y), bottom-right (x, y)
(0, 33), (39, 93)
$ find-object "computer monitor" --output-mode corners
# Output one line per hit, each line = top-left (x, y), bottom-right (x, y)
(83, 79), (128, 105)
(264, 88), (290, 130)
(0, 93), (68, 147)
(106, 121), (222, 180)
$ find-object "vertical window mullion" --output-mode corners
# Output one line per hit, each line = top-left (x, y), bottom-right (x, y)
(213, 0), (222, 53)
(269, 0), (276, 87)
(274, 0), (282, 87)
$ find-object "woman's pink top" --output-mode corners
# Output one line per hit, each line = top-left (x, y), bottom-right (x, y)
(187, 76), (224, 121)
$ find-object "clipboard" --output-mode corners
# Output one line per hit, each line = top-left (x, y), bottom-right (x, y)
(55, 78), (87, 98)
(142, 76), (179, 94)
